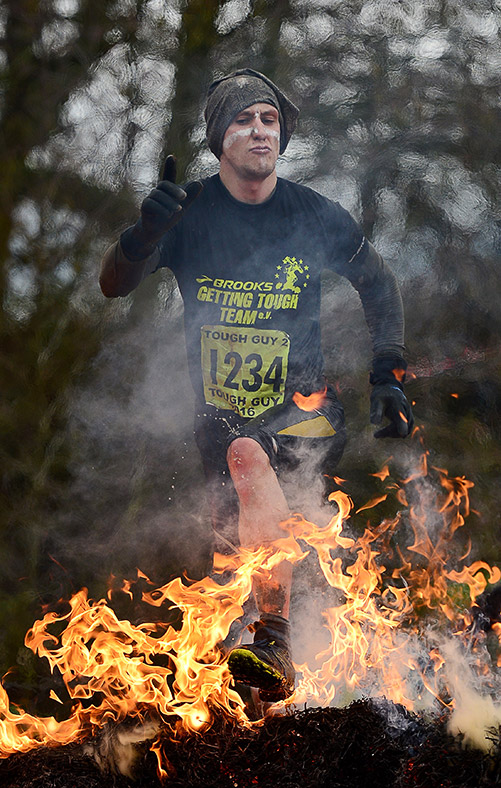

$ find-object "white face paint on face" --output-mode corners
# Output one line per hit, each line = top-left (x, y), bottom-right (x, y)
(220, 103), (281, 181)
(222, 125), (280, 151)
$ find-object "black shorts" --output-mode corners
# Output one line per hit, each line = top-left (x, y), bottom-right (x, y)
(194, 383), (347, 548)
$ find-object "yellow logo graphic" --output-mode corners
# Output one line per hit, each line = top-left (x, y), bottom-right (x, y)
(195, 256), (309, 324)
(275, 256), (309, 293)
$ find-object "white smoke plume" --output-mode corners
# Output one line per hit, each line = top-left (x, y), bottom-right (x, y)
(442, 638), (501, 751)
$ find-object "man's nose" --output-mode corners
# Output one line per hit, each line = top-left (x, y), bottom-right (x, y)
(251, 118), (268, 136)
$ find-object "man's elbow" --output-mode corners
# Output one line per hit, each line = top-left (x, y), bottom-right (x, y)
(99, 271), (130, 298)
(98, 242), (135, 298)
(99, 276), (115, 298)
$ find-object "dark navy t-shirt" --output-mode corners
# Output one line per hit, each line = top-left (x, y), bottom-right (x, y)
(157, 174), (365, 419)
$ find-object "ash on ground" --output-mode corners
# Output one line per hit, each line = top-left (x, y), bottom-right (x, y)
(1, 699), (501, 788)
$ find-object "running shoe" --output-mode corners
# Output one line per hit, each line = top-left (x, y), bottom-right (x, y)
(228, 634), (295, 701)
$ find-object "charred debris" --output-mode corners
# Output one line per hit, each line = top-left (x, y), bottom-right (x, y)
(1, 699), (500, 788)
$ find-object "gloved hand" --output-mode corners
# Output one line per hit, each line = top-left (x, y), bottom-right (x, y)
(370, 384), (414, 438)
(120, 155), (203, 260)
(369, 355), (414, 439)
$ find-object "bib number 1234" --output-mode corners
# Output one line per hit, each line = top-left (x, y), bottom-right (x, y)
(201, 325), (290, 418)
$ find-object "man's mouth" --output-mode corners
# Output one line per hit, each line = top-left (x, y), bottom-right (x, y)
(250, 146), (271, 153)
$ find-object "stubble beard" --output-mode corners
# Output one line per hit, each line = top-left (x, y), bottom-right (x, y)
(238, 154), (276, 182)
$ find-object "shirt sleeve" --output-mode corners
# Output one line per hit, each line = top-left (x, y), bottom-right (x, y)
(99, 215), (182, 297)
(322, 201), (405, 357)
(346, 240), (405, 357)
(322, 201), (366, 272)
(99, 240), (160, 297)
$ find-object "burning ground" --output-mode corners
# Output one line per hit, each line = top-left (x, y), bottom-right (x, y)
(2, 700), (501, 788)
(1, 431), (501, 786)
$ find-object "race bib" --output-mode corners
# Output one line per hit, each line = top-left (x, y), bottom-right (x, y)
(201, 325), (290, 418)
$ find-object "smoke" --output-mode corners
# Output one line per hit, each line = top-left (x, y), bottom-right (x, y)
(285, 447), (501, 753)
(55, 274), (213, 593)
(442, 638), (501, 751)
(85, 719), (161, 778)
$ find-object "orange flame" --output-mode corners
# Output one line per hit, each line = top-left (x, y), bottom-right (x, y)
(0, 438), (500, 777)
(356, 493), (388, 513)
(392, 368), (406, 383)
(370, 463), (391, 481)
(0, 535), (307, 777)
(292, 386), (327, 411)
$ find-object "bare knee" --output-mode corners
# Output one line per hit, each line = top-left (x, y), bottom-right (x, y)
(227, 437), (271, 490)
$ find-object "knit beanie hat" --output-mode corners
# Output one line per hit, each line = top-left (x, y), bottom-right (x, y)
(204, 68), (299, 159)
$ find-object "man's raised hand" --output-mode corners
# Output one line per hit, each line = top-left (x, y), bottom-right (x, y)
(120, 155), (203, 261)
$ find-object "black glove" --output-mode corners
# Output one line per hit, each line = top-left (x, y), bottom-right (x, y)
(120, 156), (203, 260)
(369, 355), (414, 439)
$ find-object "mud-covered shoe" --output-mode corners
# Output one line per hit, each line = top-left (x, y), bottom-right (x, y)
(227, 614), (295, 701)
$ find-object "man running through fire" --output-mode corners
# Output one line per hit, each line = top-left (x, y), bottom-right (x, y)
(99, 69), (414, 702)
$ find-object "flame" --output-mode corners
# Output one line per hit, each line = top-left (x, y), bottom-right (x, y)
(370, 463), (391, 481)
(292, 386), (327, 411)
(282, 459), (500, 711)
(0, 535), (306, 778)
(355, 493), (388, 513)
(392, 368), (406, 383)
(285, 500), (415, 708)
(0, 435), (500, 777)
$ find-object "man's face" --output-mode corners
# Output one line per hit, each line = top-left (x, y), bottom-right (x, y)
(220, 103), (280, 180)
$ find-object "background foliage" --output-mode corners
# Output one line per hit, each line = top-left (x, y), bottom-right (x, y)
(1, 0), (500, 700)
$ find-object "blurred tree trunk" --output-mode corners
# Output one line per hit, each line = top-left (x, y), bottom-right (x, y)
(251, 0), (293, 75)
(163, 0), (222, 176)
(126, 0), (224, 326)
(0, 0), (143, 673)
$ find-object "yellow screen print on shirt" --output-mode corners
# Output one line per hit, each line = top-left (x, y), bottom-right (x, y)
(201, 325), (290, 418)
